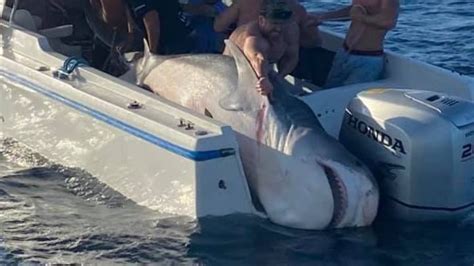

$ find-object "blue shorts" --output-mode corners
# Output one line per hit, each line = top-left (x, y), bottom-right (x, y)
(324, 48), (385, 88)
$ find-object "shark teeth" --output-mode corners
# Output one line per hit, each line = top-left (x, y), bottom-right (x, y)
(319, 162), (348, 228)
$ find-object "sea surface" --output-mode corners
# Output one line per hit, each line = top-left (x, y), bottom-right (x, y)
(1, 0), (474, 264)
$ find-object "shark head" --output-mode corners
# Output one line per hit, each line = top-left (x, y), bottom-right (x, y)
(224, 40), (379, 229)
(251, 91), (378, 229)
(266, 76), (379, 229)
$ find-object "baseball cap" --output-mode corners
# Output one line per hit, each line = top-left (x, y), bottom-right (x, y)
(260, 0), (293, 23)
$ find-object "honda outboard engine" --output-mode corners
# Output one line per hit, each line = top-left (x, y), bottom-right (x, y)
(340, 88), (474, 221)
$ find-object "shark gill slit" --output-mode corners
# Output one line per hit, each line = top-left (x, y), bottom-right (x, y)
(255, 103), (267, 143)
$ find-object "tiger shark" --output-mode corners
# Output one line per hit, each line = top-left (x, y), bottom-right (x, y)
(118, 41), (379, 230)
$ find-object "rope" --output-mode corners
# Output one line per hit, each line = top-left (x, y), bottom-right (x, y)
(54, 56), (89, 79)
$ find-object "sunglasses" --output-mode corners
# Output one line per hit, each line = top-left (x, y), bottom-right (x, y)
(261, 9), (293, 21)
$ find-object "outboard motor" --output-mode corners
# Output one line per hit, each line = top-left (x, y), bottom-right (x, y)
(339, 88), (474, 221)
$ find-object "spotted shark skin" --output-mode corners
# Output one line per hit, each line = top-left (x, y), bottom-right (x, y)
(119, 41), (379, 230)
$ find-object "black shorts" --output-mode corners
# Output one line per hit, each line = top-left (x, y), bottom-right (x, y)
(125, 0), (194, 54)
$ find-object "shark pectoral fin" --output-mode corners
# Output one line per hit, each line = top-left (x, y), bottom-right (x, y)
(219, 40), (261, 113)
(123, 51), (143, 63)
(143, 39), (152, 58)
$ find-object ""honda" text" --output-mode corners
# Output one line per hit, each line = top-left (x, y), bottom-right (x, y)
(346, 114), (406, 155)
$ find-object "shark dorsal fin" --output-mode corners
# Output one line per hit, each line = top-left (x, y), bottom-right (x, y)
(134, 39), (154, 85)
(143, 38), (152, 60)
(219, 40), (262, 113)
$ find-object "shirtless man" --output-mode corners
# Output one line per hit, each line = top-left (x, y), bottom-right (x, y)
(313, 0), (399, 88)
(215, 0), (321, 48)
(224, 0), (297, 95)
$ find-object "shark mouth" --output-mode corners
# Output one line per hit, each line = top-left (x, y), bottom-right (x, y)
(319, 162), (348, 228)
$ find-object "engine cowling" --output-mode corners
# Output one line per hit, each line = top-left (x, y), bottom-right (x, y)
(339, 88), (474, 221)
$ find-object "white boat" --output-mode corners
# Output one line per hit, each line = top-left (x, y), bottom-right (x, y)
(1, 1), (473, 223)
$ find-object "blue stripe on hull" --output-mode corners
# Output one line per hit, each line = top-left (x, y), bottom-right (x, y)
(0, 69), (235, 161)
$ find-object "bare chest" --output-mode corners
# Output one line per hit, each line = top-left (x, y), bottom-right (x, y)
(267, 39), (287, 63)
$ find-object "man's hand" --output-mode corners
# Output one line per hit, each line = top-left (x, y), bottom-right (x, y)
(350, 4), (367, 23)
(256, 77), (273, 96)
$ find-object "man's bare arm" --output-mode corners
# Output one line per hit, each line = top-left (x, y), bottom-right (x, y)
(214, 3), (239, 32)
(351, 0), (399, 29)
(296, 5), (322, 47)
(143, 10), (160, 53)
(242, 35), (271, 79)
(311, 5), (351, 21)
(242, 35), (274, 95)
(125, 4), (135, 34)
(100, 0), (125, 28)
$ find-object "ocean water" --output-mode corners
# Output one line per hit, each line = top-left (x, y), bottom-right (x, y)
(1, 0), (474, 264)
(305, 0), (474, 77)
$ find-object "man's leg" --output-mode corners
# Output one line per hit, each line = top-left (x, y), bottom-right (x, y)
(292, 47), (336, 87)
(324, 49), (351, 88)
(342, 55), (384, 86)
